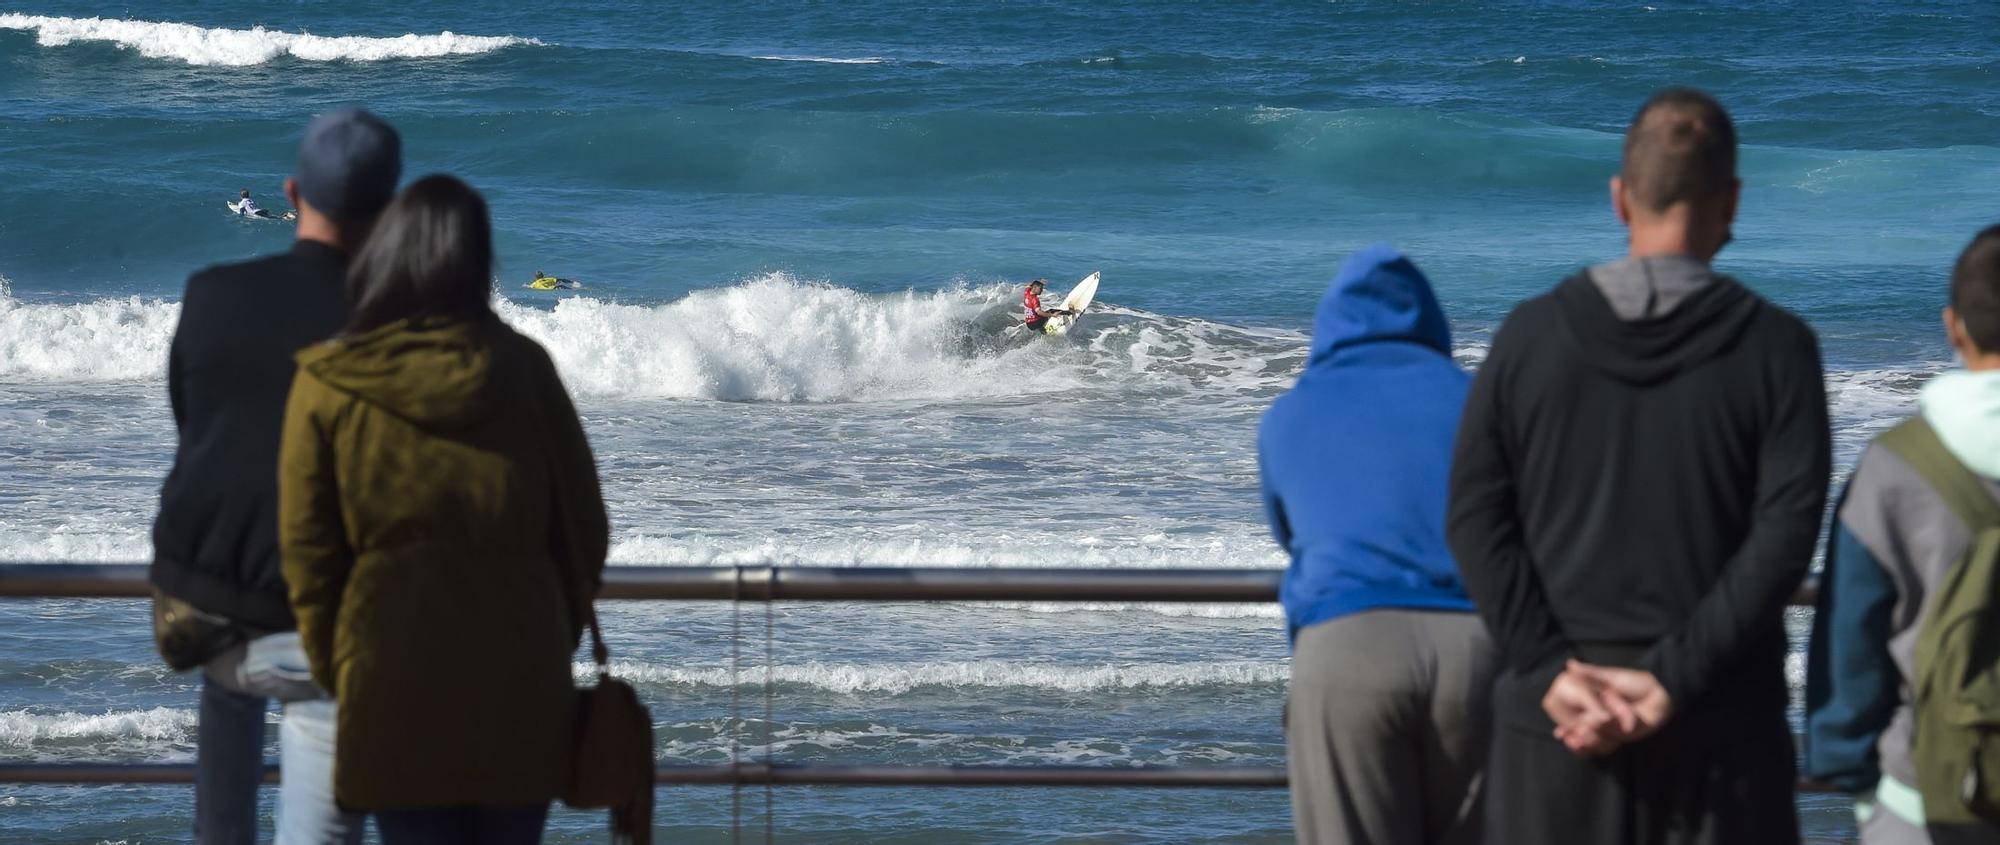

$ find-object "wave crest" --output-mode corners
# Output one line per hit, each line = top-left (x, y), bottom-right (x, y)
(0, 13), (539, 66)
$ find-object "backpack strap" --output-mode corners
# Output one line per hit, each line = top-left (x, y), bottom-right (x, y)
(1879, 416), (2000, 531)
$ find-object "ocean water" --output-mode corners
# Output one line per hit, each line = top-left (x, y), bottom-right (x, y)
(1, 1), (1994, 841)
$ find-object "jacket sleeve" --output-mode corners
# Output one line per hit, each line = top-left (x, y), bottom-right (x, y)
(1258, 429), (1292, 551)
(168, 331), (187, 431)
(1447, 318), (1573, 688)
(277, 371), (353, 693)
(536, 345), (609, 646)
(167, 273), (205, 431)
(1641, 328), (1830, 707)
(1804, 513), (1898, 793)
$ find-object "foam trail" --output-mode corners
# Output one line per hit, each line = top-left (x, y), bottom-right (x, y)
(750, 54), (885, 65)
(0, 13), (538, 66)
(587, 659), (1290, 694)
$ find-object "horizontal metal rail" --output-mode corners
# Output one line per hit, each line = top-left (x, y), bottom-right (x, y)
(0, 562), (1825, 793)
(0, 563), (1820, 605)
(0, 763), (1287, 788)
(0, 762), (1834, 793)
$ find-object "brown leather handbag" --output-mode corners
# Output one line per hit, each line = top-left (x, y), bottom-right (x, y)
(564, 606), (654, 845)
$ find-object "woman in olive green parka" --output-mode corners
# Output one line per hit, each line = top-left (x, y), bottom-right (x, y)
(278, 175), (607, 839)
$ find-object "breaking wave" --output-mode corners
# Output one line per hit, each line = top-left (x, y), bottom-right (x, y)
(0, 273), (1303, 403)
(0, 13), (538, 66)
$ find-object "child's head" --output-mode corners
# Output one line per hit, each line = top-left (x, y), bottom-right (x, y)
(1948, 224), (2000, 368)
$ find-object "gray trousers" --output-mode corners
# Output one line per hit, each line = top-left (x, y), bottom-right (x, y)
(1287, 610), (1496, 845)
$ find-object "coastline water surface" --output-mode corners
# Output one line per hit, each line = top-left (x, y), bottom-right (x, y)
(3, 1), (1996, 841)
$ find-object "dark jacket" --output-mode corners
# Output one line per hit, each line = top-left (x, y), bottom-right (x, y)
(151, 241), (349, 631)
(1448, 267), (1827, 841)
(1449, 270), (1827, 718)
(1258, 245), (1474, 641)
(280, 315), (608, 809)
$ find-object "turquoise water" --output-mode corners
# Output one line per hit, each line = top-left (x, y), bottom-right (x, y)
(2, 1), (1995, 841)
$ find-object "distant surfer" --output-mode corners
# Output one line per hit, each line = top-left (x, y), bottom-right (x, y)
(229, 189), (295, 221)
(527, 270), (581, 291)
(1020, 278), (1073, 333)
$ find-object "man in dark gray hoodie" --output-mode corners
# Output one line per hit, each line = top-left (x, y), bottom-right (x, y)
(1448, 88), (1829, 843)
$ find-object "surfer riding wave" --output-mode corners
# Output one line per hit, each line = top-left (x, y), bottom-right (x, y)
(1021, 278), (1073, 332)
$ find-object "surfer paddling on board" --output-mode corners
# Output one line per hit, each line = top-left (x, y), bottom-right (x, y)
(230, 189), (296, 221)
(1021, 279), (1074, 332)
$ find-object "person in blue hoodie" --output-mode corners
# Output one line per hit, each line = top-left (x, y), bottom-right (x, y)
(1807, 224), (2000, 845)
(1259, 245), (1494, 845)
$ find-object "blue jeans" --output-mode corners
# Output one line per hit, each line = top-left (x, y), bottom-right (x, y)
(376, 803), (551, 845)
(194, 678), (265, 845)
(195, 645), (364, 845)
(278, 699), (364, 845)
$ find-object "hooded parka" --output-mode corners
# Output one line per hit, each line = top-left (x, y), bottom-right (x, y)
(278, 314), (608, 810)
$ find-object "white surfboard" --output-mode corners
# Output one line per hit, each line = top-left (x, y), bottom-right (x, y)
(1042, 271), (1100, 336)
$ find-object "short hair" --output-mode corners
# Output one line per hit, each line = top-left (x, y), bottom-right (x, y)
(240, 189), (251, 198)
(1951, 224), (2000, 352)
(1620, 87), (1737, 213)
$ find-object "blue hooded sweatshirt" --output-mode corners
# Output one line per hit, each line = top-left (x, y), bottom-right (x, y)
(1258, 244), (1475, 642)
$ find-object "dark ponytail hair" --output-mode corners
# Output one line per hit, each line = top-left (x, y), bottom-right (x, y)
(341, 174), (495, 338)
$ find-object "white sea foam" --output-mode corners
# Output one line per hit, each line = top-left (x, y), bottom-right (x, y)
(0, 708), (195, 748)
(589, 659), (1288, 694)
(0, 13), (538, 66)
(656, 721), (1276, 766)
(1825, 364), (1946, 465)
(0, 528), (151, 563)
(495, 274), (1091, 402)
(606, 532), (1286, 570)
(0, 284), (177, 382)
(0, 272), (1299, 401)
(749, 54), (885, 65)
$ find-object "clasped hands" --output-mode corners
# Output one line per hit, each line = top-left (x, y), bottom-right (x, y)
(1541, 659), (1674, 757)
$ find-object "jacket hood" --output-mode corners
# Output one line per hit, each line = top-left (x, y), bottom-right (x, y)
(296, 315), (505, 431)
(1309, 244), (1452, 365)
(1553, 272), (1760, 386)
(1921, 369), (2000, 479)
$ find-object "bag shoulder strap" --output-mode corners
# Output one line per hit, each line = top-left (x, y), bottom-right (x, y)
(1879, 416), (2000, 531)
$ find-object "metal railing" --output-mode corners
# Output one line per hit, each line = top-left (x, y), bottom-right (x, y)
(0, 562), (1822, 791)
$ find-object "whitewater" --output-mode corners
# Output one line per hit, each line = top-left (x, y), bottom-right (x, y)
(0, 13), (536, 66)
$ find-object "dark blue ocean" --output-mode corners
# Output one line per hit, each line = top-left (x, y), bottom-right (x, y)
(3, 1), (1995, 842)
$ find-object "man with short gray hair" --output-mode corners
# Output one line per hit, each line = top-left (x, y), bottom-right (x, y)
(1448, 88), (1829, 843)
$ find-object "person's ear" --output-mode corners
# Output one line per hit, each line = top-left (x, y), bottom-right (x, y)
(283, 177), (300, 209)
(1723, 177), (1742, 227)
(1946, 306), (1974, 361)
(1610, 175), (1631, 226)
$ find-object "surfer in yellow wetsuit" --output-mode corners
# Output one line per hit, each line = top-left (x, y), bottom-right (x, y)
(528, 271), (580, 291)
(1020, 279), (1073, 333)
